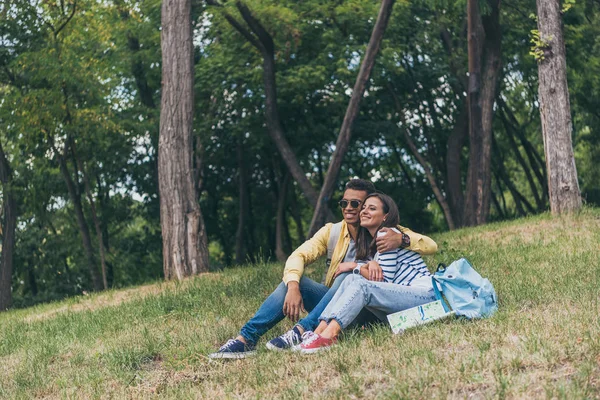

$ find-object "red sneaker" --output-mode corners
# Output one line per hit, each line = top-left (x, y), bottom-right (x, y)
(299, 333), (337, 354)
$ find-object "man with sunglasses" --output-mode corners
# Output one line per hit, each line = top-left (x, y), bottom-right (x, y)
(209, 179), (437, 359)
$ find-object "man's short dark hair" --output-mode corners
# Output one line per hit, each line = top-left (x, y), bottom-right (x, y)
(345, 179), (376, 194)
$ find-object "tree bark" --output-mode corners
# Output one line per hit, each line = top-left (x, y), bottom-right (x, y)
(288, 189), (305, 244)
(388, 86), (456, 229)
(390, 143), (416, 191)
(0, 139), (16, 311)
(490, 190), (506, 220)
(275, 173), (291, 262)
(402, 128), (456, 230)
(535, 0), (582, 214)
(500, 100), (547, 193)
(445, 103), (468, 227)
(207, 1), (325, 213)
(308, 0), (396, 237)
(54, 140), (103, 291)
(463, 0), (502, 226)
(492, 137), (536, 215)
(73, 148), (108, 290)
(499, 109), (544, 210)
(235, 140), (250, 264)
(159, 0), (209, 280)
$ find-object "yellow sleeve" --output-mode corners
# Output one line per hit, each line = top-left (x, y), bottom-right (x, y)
(282, 223), (332, 284)
(398, 225), (438, 255)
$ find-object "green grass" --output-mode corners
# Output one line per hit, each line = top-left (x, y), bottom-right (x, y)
(1, 209), (600, 398)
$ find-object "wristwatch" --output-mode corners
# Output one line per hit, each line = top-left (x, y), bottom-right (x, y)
(400, 233), (411, 248)
(353, 263), (364, 274)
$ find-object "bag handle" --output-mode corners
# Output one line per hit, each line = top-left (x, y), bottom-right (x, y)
(436, 263), (447, 273)
(431, 277), (452, 313)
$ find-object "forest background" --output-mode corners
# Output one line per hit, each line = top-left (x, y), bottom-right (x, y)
(1, 0), (599, 309)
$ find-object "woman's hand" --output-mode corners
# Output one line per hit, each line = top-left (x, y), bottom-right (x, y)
(367, 261), (384, 282)
(334, 262), (356, 278)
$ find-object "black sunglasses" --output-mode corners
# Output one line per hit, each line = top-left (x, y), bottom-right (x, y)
(338, 199), (362, 209)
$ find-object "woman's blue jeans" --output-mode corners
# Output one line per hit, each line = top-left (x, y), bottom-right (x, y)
(239, 273), (351, 345)
(319, 274), (436, 329)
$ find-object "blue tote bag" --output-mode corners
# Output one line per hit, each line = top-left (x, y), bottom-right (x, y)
(432, 258), (498, 319)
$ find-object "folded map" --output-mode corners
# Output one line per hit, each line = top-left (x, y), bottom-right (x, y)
(387, 300), (455, 334)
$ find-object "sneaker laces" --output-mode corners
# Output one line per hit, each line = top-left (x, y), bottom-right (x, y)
(280, 329), (301, 346)
(219, 339), (237, 351)
(301, 331), (319, 346)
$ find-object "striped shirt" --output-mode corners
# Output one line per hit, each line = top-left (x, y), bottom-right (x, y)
(374, 228), (431, 287)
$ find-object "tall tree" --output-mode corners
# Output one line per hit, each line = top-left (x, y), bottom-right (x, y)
(535, 0), (582, 213)
(206, 0), (324, 212)
(159, 0), (209, 279)
(307, 0), (396, 236)
(463, 0), (502, 226)
(0, 139), (16, 310)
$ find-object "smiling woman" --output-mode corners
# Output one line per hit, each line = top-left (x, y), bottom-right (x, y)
(298, 193), (436, 353)
(355, 193), (400, 263)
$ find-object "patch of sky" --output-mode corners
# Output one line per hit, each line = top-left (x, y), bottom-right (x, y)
(348, 51), (361, 70)
(194, 12), (213, 49)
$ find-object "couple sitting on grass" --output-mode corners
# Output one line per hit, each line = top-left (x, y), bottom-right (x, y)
(209, 179), (438, 358)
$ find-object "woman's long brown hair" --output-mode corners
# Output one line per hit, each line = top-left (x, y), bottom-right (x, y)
(355, 193), (400, 261)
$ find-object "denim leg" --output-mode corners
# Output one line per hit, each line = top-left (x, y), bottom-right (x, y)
(319, 274), (436, 329)
(239, 277), (328, 345)
(296, 272), (351, 332)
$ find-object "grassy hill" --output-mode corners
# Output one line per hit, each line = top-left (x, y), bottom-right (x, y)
(1, 209), (599, 398)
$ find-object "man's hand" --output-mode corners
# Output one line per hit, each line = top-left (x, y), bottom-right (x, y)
(283, 281), (305, 322)
(376, 227), (407, 253)
(367, 261), (384, 282)
(334, 262), (357, 278)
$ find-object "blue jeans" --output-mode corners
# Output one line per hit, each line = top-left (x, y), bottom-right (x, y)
(239, 273), (351, 345)
(319, 274), (436, 329)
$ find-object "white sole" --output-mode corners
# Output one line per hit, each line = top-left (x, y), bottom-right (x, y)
(300, 346), (333, 354)
(265, 342), (288, 352)
(208, 351), (256, 359)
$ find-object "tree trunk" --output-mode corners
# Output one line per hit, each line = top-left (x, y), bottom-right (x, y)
(96, 175), (114, 287)
(492, 137), (536, 215)
(275, 173), (291, 262)
(402, 129), (456, 230)
(56, 142), (103, 291)
(73, 151), (109, 290)
(288, 189), (305, 244)
(159, 0), (209, 280)
(500, 100), (547, 193)
(499, 109), (544, 210)
(389, 85), (456, 230)
(490, 190), (506, 220)
(308, 0), (396, 237)
(535, 0), (582, 214)
(235, 140), (249, 264)
(0, 140), (16, 311)
(445, 103), (468, 227)
(463, 0), (502, 226)
(208, 1), (324, 212)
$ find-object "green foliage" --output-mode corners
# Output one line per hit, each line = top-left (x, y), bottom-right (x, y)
(562, 0), (576, 13)
(0, 0), (599, 308)
(529, 29), (550, 62)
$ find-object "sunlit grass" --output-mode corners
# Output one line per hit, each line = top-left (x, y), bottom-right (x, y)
(1, 208), (599, 398)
